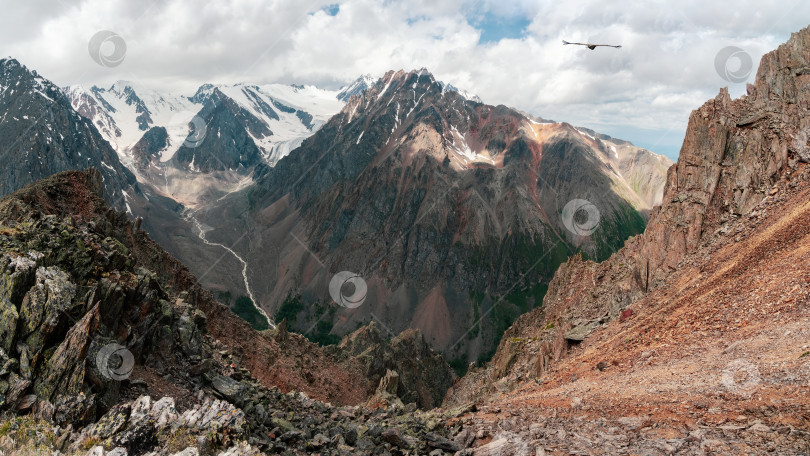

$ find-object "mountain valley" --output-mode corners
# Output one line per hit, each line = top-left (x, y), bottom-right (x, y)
(0, 16), (808, 456)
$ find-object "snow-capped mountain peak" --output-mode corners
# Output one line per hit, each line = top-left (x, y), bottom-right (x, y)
(65, 81), (199, 167)
(337, 74), (377, 102)
(65, 79), (351, 175)
(439, 81), (482, 103)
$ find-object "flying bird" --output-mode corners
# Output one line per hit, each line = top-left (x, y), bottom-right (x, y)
(562, 40), (621, 50)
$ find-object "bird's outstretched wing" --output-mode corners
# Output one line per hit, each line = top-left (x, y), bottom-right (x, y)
(563, 40), (621, 49)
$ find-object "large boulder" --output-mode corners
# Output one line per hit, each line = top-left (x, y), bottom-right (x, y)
(34, 304), (99, 401)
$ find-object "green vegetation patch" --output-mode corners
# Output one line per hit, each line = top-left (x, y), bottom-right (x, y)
(233, 295), (270, 331)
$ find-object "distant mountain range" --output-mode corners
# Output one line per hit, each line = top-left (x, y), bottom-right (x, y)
(64, 78), (350, 207)
(0, 58), (672, 363)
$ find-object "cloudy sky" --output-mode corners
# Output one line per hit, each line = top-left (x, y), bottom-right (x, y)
(2, 0), (808, 159)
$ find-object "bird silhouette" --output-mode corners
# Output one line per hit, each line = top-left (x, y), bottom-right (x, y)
(562, 40), (621, 50)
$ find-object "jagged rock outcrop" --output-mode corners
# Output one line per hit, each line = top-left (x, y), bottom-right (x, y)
(335, 322), (456, 409)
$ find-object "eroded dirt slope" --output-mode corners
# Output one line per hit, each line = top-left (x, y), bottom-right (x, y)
(448, 166), (810, 455)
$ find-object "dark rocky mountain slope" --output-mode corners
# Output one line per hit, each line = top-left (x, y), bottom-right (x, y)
(0, 59), (138, 210)
(195, 69), (672, 364)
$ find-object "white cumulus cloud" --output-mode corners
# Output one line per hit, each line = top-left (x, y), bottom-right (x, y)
(1, 0), (808, 158)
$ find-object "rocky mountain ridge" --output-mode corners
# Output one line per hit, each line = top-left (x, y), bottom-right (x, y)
(65, 79), (348, 209)
(440, 25), (810, 456)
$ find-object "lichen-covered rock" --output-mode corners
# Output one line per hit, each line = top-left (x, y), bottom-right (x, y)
(0, 254), (37, 352)
(89, 402), (131, 439)
(53, 391), (96, 427)
(34, 303), (99, 401)
(0, 254), (38, 304)
(5, 371), (30, 407)
(0, 298), (18, 354)
(563, 321), (599, 342)
(18, 266), (76, 356)
(367, 369), (405, 410)
(211, 375), (246, 404)
(217, 442), (261, 455)
(179, 397), (246, 438)
(174, 304), (205, 358)
(149, 397), (178, 430)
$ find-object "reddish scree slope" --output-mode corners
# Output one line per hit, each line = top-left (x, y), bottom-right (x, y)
(451, 167), (810, 454)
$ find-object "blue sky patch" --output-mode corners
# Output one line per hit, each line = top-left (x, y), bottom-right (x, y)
(320, 3), (340, 16)
(469, 11), (531, 44)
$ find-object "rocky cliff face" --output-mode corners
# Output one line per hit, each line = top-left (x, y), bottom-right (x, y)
(0, 169), (460, 455)
(130, 126), (169, 170)
(445, 25), (810, 410)
(172, 89), (264, 173)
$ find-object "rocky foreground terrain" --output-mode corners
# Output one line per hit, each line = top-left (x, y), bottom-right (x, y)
(0, 169), (458, 455)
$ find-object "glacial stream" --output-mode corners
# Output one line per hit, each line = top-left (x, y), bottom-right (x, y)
(187, 213), (275, 329)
